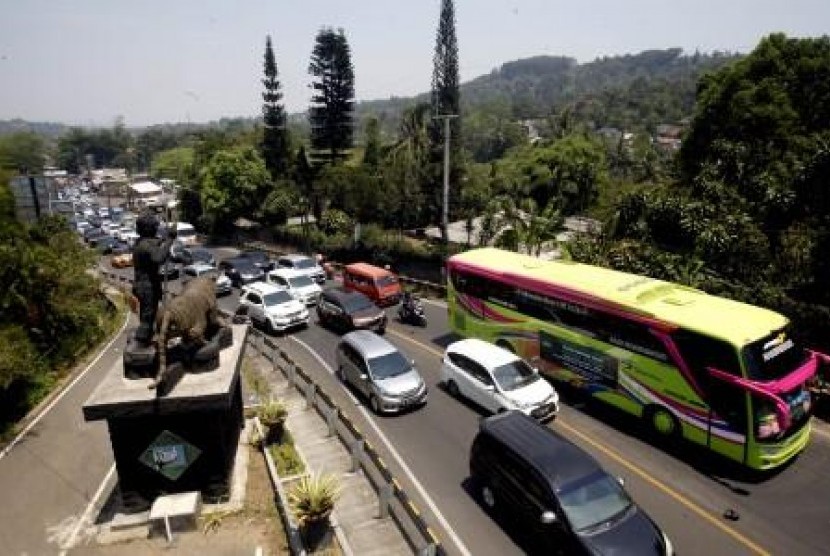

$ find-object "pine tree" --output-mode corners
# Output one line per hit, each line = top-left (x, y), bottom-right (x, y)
(308, 28), (355, 166)
(429, 0), (462, 242)
(262, 35), (290, 178)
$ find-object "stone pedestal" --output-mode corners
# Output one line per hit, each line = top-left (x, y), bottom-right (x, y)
(83, 324), (248, 511)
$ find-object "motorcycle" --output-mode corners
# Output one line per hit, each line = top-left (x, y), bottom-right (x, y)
(398, 296), (427, 327)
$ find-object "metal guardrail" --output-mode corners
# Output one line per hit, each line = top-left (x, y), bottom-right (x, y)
(247, 328), (444, 556)
(97, 268), (444, 555)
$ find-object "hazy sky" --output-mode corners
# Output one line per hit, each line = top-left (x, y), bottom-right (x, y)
(1, 0), (828, 127)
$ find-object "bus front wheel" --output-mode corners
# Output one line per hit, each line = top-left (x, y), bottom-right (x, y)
(645, 406), (680, 440)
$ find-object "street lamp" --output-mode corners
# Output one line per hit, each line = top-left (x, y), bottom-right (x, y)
(432, 114), (458, 246)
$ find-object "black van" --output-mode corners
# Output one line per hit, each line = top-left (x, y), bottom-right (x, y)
(469, 411), (673, 555)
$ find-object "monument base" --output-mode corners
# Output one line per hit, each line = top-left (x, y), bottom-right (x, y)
(84, 324), (249, 511)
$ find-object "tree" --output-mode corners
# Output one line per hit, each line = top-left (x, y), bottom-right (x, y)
(199, 146), (271, 231)
(0, 132), (46, 173)
(308, 28), (355, 166)
(262, 35), (291, 178)
(362, 117), (381, 170)
(429, 0), (462, 242)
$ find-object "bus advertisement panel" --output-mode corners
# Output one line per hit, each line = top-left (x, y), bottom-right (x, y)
(446, 248), (826, 470)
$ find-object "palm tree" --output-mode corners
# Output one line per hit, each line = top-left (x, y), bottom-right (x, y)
(385, 103), (430, 232)
(491, 196), (564, 256)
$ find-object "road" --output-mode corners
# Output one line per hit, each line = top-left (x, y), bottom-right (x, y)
(5, 244), (829, 554)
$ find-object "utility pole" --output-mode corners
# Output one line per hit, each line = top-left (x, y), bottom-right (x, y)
(433, 114), (458, 246)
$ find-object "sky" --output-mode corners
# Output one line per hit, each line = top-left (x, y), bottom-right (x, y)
(0, 0), (828, 127)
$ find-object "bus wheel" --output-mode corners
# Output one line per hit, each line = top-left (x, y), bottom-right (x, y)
(645, 406), (679, 439)
(495, 339), (514, 353)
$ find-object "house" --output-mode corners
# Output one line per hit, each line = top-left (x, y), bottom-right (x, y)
(128, 181), (163, 209)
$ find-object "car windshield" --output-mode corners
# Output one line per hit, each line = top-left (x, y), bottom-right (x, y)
(743, 326), (811, 381)
(491, 359), (539, 391)
(237, 263), (259, 274)
(289, 275), (315, 288)
(368, 351), (411, 379)
(263, 291), (293, 306)
(342, 294), (375, 313)
(192, 249), (212, 262)
(558, 472), (633, 532)
(294, 258), (315, 269)
(376, 275), (398, 287)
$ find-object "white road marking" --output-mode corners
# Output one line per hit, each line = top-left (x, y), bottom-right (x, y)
(289, 335), (471, 556)
(0, 313), (130, 461)
(291, 336), (361, 406)
(59, 464), (116, 555)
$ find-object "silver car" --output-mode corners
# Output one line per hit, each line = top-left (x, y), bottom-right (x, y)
(336, 330), (427, 414)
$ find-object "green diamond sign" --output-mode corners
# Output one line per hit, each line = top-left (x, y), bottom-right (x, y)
(139, 430), (201, 481)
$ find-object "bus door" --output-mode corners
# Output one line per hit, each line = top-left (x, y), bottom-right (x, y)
(672, 332), (749, 464)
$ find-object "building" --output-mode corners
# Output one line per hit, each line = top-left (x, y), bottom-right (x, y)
(128, 181), (163, 210)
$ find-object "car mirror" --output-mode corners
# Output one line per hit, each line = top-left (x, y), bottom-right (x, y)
(484, 384), (496, 392)
(359, 373), (369, 381)
(540, 510), (557, 524)
(532, 367), (540, 374)
(617, 476), (625, 487)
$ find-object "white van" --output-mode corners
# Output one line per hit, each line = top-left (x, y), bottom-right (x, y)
(266, 268), (322, 306)
(175, 222), (198, 246)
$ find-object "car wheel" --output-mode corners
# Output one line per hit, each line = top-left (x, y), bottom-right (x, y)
(480, 481), (496, 511)
(645, 405), (680, 440)
(446, 380), (460, 398)
(369, 395), (382, 414)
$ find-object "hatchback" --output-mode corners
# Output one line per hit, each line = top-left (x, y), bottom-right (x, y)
(442, 339), (559, 421)
(470, 411), (674, 555)
(336, 330), (427, 414)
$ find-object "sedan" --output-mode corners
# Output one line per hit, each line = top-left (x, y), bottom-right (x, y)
(238, 250), (274, 272)
(219, 258), (265, 287)
(441, 338), (559, 421)
(182, 263), (232, 296)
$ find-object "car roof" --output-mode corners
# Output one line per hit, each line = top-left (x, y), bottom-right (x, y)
(188, 263), (214, 273)
(341, 330), (398, 359)
(268, 267), (305, 279)
(478, 411), (602, 492)
(446, 339), (518, 368)
(242, 282), (284, 295)
(279, 253), (313, 262)
(345, 262), (393, 278)
(322, 286), (369, 303)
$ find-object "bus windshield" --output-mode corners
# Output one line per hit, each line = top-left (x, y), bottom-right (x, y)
(743, 327), (810, 382)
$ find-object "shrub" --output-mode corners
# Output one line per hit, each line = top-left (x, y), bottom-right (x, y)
(288, 473), (341, 527)
(257, 399), (288, 443)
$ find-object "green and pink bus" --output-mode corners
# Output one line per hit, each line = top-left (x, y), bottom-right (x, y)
(447, 247), (827, 470)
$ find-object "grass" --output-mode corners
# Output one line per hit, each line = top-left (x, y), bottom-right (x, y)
(242, 360), (270, 401)
(268, 429), (306, 477)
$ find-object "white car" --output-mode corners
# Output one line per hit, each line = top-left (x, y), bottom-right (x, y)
(238, 282), (308, 334)
(266, 268), (322, 306)
(441, 339), (559, 421)
(276, 253), (326, 285)
(182, 263), (232, 296)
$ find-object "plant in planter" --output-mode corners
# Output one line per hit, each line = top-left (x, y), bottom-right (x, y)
(257, 399), (288, 444)
(288, 473), (341, 551)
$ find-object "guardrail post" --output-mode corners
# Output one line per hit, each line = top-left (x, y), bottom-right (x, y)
(324, 405), (338, 437)
(417, 543), (437, 556)
(271, 345), (280, 375)
(378, 483), (393, 519)
(304, 380), (316, 409)
(257, 333), (265, 354)
(286, 363), (296, 387)
(350, 439), (364, 473)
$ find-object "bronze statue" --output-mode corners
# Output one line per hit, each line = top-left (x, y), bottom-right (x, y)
(132, 213), (176, 346)
(150, 275), (227, 389)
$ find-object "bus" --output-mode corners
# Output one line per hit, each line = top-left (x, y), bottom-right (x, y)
(447, 247), (827, 470)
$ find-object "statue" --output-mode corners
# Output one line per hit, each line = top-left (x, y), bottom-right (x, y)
(132, 213), (177, 346)
(150, 276), (229, 390)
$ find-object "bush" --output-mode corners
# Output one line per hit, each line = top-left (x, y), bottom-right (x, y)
(267, 430), (305, 476)
(288, 473), (341, 527)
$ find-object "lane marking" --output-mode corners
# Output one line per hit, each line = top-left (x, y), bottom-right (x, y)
(59, 464), (116, 555)
(387, 329), (771, 556)
(289, 335), (471, 556)
(558, 420), (771, 556)
(0, 312), (130, 461)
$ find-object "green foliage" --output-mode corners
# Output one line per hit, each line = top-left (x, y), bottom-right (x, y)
(319, 208), (352, 235)
(56, 120), (135, 173)
(362, 117), (381, 170)
(262, 181), (298, 226)
(268, 431), (305, 476)
(0, 132), (46, 172)
(0, 325), (44, 389)
(288, 473), (341, 527)
(308, 28), (355, 165)
(257, 399), (288, 429)
(199, 146), (272, 230)
(151, 146), (195, 183)
(262, 35), (291, 179)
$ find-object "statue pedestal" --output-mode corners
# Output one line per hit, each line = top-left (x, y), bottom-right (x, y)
(83, 324), (248, 511)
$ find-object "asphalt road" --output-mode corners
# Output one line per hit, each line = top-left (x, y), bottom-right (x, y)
(7, 244), (828, 555)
